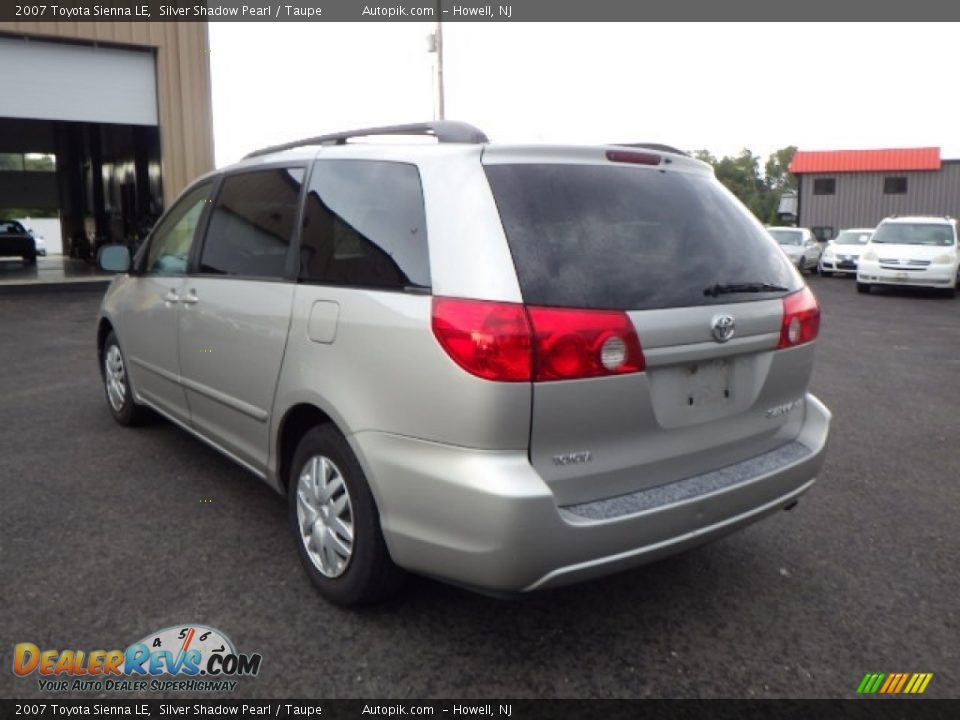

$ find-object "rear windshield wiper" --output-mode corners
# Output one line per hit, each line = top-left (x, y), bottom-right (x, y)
(703, 282), (789, 298)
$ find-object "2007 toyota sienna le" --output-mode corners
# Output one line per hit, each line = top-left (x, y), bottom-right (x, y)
(96, 121), (831, 606)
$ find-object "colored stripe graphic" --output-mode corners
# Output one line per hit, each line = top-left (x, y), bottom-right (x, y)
(893, 674), (909, 693)
(857, 672), (932, 695)
(858, 673), (886, 695)
(879, 674), (897, 693)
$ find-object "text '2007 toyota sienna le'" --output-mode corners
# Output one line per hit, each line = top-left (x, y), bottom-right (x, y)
(96, 122), (831, 606)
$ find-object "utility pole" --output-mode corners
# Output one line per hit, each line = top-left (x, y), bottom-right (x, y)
(435, 0), (445, 120)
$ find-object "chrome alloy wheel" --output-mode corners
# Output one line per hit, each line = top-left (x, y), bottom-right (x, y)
(104, 344), (127, 412)
(296, 455), (355, 578)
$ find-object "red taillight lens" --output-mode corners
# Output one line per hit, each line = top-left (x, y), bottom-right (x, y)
(431, 298), (646, 382)
(527, 306), (645, 381)
(431, 298), (532, 381)
(778, 286), (820, 349)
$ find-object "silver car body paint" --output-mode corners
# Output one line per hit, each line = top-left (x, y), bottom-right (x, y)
(98, 138), (831, 594)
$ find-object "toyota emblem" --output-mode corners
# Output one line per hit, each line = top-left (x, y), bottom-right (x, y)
(712, 314), (735, 343)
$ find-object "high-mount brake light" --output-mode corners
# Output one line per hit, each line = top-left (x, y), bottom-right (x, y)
(605, 150), (662, 166)
(778, 286), (821, 349)
(431, 298), (645, 382)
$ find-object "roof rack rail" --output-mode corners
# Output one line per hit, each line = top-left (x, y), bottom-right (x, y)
(612, 142), (689, 157)
(244, 121), (489, 159)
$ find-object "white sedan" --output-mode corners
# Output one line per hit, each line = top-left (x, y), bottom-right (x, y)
(819, 228), (873, 276)
(767, 227), (822, 274)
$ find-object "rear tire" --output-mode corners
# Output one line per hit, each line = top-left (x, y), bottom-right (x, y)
(23, 253), (36, 265)
(288, 424), (405, 607)
(102, 331), (151, 426)
(856, 282), (871, 294)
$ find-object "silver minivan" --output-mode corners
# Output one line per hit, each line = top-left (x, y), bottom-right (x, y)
(97, 122), (831, 606)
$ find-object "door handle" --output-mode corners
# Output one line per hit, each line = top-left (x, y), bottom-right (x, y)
(163, 290), (179, 304)
(182, 290), (199, 305)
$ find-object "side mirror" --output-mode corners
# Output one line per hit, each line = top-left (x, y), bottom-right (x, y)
(98, 244), (132, 273)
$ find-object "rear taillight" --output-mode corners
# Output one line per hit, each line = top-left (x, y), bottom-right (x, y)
(526, 306), (645, 381)
(431, 298), (645, 382)
(778, 286), (820, 349)
(431, 298), (532, 381)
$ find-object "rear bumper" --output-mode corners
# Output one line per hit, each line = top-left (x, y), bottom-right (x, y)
(858, 261), (958, 287)
(352, 393), (831, 593)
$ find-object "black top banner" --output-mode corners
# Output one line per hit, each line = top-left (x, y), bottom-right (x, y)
(1, 0), (958, 22)
(1, 699), (958, 720)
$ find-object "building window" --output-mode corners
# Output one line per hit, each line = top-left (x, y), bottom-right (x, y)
(884, 176), (908, 194)
(812, 226), (834, 242)
(813, 178), (836, 195)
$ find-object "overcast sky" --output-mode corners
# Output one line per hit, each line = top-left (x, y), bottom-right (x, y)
(209, 22), (960, 168)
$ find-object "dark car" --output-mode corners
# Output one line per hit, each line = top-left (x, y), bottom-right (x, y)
(0, 220), (37, 265)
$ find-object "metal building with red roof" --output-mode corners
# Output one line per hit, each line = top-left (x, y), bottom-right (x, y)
(785, 147), (960, 239)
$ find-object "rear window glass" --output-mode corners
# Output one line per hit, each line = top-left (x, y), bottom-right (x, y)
(834, 231), (872, 245)
(768, 229), (805, 246)
(484, 164), (798, 311)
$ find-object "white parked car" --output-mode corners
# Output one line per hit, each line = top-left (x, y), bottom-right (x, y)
(767, 227), (822, 274)
(28, 229), (47, 256)
(857, 216), (959, 297)
(819, 228), (873, 277)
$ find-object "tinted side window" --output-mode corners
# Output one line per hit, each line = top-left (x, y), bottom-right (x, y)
(145, 181), (213, 275)
(299, 160), (430, 290)
(199, 168), (304, 279)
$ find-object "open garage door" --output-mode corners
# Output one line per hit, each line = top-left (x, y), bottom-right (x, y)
(0, 36), (157, 126)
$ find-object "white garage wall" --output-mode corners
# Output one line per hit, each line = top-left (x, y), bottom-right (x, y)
(16, 218), (63, 256)
(0, 37), (157, 126)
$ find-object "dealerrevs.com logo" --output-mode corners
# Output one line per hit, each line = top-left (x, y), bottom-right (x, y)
(13, 624), (262, 693)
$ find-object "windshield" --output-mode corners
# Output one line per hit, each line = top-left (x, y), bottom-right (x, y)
(834, 230), (871, 245)
(484, 164), (798, 311)
(871, 223), (956, 246)
(768, 229), (804, 246)
(0, 220), (26, 235)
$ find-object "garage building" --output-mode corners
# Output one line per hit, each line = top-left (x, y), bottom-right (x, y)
(0, 22), (214, 257)
(788, 147), (960, 240)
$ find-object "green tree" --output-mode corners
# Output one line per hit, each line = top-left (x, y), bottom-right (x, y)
(692, 145), (798, 225)
(764, 146), (797, 194)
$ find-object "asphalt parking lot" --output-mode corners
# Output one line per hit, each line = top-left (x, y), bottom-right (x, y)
(1, 276), (958, 700)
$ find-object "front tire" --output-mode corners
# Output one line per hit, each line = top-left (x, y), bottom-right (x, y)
(288, 425), (405, 606)
(102, 331), (151, 426)
(820, 268), (833, 277)
(856, 282), (871, 294)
